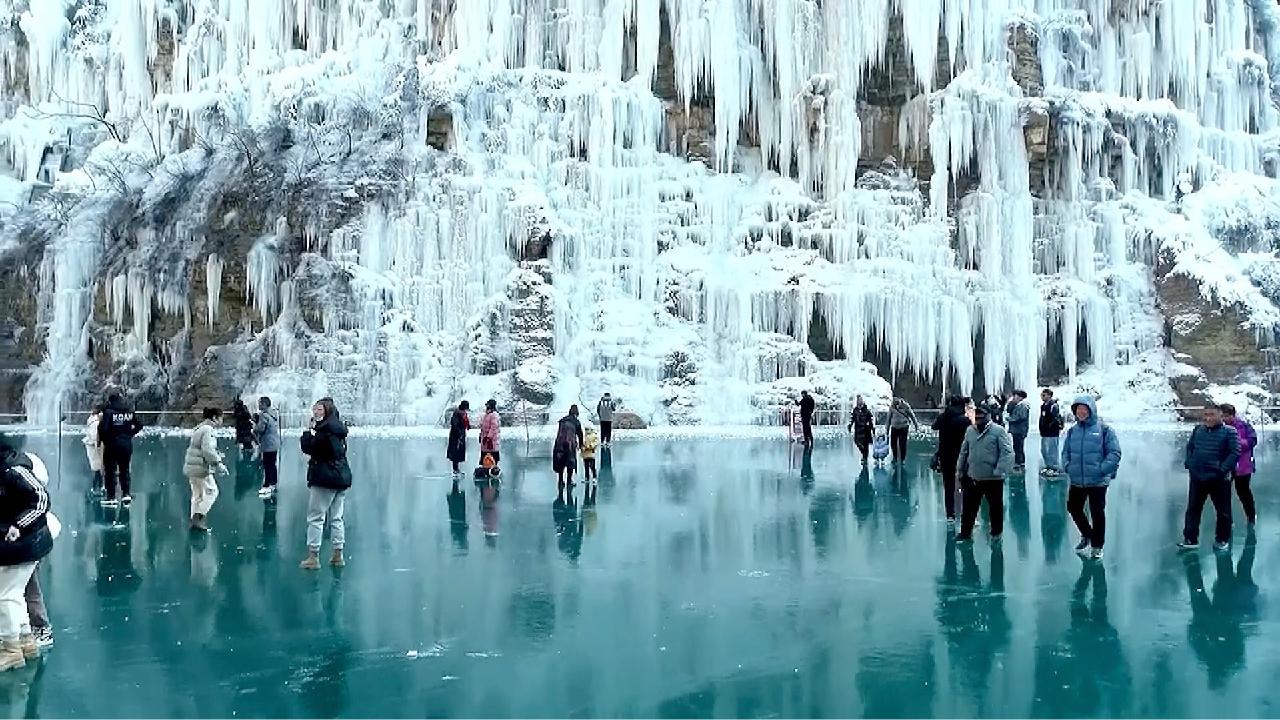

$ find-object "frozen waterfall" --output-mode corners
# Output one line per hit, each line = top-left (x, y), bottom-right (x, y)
(2, 0), (1280, 425)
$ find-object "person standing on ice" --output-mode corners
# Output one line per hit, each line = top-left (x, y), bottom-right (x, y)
(596, 394), (617, 446)
(446, 401), (471, 475)
(847, 396), (876, 462)
(887, 397), (919, 462)
(1221, 404), (1258, 528)
(955, 404), (1014, 545)
(1038, 389), (1065, 477)
(479, 399), (501, 464)
(553, 405), (584, 487)
(799, 390), (817, 447)
(232, 399), (255, 454)
(83, 405), (105, 496)
(98, 392), (143, 507)
(1179, 405), (1240, 553)
(300, 398), (352, 569)
(183, 408), (228, 532)
(0, 435), (54, 672)
(1005, 390), (1030, 473)
(1060, 396), (1121, 561)
(933, 396), (973, 525)
(254, 397), (281, 499)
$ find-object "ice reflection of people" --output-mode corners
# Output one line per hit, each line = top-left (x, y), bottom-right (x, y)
(799, 447), (815, 494)
(809, 488), (843, 557)
(852, 465), (874, 524)
(887, 463), (914, 536)
(553, 486), (582, 561)
(95, 525), (142, 598)
(480, 480), (500, 545)
(1032, 563), (1130, 716)
(446, 479), (468, 553)
(936, 539), (1010, 707)
(1182, 549), (1257, 689)
(1040, 476), (1067, 565)
(1007, 476), (1030, 559)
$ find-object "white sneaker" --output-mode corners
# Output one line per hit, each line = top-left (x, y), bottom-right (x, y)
(1090, 547), (1104, 561)
(100, 498), (119, 508)
(257, 486), (275, 498)
(121, 495), (132, 505)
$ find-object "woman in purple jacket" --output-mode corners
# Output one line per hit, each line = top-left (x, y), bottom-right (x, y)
(1221, 404), (1258, 526)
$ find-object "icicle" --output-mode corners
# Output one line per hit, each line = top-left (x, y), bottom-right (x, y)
(206, 254), (224, 328)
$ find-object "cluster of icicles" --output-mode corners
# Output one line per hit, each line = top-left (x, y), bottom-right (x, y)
(3, 0), (1277, 422)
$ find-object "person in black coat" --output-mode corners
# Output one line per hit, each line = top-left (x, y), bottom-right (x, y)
(932, 396), (974, 524)
(799, 391), (816, 447)
(299, 398), (353, 570)
(446, 401), (470, 474)
(847, 395), (875, 462)
(232, 399), (255, 452)
(553, 405), (584, 487)
(0, 438), (53, 671)
(98, 393), (143, 506)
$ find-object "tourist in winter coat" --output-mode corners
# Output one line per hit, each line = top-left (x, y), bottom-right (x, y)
(887, 397), (919, 462)
(1038, 389), (1065, 476)
(799, 390), (816, 447)
(98, 393), (143, 506)
(232, 399), (255, 452)
(300, 398), (352, 569)
(1179, 405), (1240, 552)
(553, 405), (584, 486)
(1005, 390), (1030, 472)
(479, 399), (501, 463)
(17, 450), (55, 652)
(183, 408), (228, 532)
(847, 395), (875, 462)
(1221, 404), (1258, 526)
(83, 406), (105, 495)
(0, 436), (54, 672)
(596, 394), (617, 445)
(956, 404), (1014, 543)
(254, 396), (281, 498)
(446, 401), (471, 474)
(1061, 396), (1122, 560)
(932, 396), (973, 523)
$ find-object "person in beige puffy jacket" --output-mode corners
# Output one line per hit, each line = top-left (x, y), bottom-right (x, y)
(184, 408), (228, 532)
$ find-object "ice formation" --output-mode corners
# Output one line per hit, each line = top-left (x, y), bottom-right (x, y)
(2, 0), (1280, 425)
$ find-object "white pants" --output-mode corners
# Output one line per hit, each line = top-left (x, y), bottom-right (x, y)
(189, 473), (219, 517)
(0, 563), (37, 639)
(307, 487), (346, 551)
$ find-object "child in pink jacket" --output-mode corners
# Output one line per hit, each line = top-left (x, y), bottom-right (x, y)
(479, 400), (501, 463)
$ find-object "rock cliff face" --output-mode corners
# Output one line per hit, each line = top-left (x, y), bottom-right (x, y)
(1, 0), (1278, 425)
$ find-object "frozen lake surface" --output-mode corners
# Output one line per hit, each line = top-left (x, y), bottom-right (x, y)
(1, 430), (1278, 718)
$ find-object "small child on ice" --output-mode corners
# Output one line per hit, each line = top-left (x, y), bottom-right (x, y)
(582, 427), (599, 481)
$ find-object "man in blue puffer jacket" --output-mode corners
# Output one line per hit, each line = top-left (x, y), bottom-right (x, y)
(1179, 404), (1240, 552)
(1061, 396), (1121, 561)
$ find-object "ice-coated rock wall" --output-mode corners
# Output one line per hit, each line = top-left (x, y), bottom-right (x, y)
(2, 0), (1280, 425)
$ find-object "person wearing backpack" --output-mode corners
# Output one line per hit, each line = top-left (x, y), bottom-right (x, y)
(300, 398), (352, 569)
(1038, 389), (1065, 476)
(553, 405), (584, 487)
(1060, 396), (1122, 561)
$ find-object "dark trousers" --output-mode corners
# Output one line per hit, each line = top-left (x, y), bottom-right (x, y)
(262, 451), (279, 488)
(801, 415), (813, 446)
(584, 457), (597, 480)
(959, 479), (1004, 538)
(890, 427), (908, 460)
(103, 444), (133, 499)
(1184, 478), (1233, 544)
(855, 438), (870, 459)
(24, 566), (48, 630)
(601, 421), (613, 443)
(941, 462), (959, 519)
(1067, 485), (1108, 548)
(1234, 473), (1256, 522)
(1012, 433), (1026, 466)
